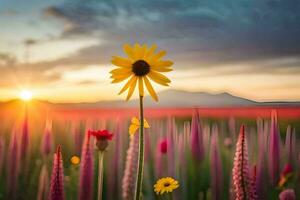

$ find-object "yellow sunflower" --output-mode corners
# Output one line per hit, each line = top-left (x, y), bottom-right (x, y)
(154, 177), (179, 195)
(110, 43), (173, 101)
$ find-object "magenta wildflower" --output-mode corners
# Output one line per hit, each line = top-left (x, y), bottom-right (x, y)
(160, 138), (168, 154)
(20, 109), (29, 158)
(190, 110), (204, 161)
(210, 125), (223, 200)
(7, 129), (20, 198)
(37, 164), (49, 200)
(155, 138), (168, 177)
(285, 125), (296, 165)
(255, 118), (267, 199)
(268, 110), (280, 186)
(41, 121), (52, 157)
(122, 134), (139, 200)
(0, 137), (4, 176)
(232, 125), (257, 200)
(279, 189), (296, 200)
(49, 145), (65, 200)
(78, 133), (94, 200)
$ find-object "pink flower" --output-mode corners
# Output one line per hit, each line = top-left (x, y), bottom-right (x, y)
(48, 146), (65, 200)
(190, 110), (204, 161)
(279, 189), (296, 200)
(122, 133), (139, 200)
(78, 134), (94, 200)
(268, 110), (280, 185)
(232, 125), (257, 200)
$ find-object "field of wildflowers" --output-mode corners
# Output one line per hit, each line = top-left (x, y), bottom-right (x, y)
(0, 103), (299, 200)
(0, 43), (299, 200)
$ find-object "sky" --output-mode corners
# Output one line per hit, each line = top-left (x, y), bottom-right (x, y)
(0, 0), (300, 103)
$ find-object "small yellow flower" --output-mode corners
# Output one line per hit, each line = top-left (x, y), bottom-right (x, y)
(154, 177), (179, 195)
(129, 117), (150, 136)
(110, 43), (173, 101)
(70, 156), (80, 165)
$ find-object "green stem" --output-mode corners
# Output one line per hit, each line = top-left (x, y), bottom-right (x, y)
(134, 95), (145, 200)
(167, 193), (173, 200)
(97, 151), (104, 200)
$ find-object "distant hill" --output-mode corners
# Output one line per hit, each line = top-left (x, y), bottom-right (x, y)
(1, 89), (300, 109)
(50, 89), (300, 108)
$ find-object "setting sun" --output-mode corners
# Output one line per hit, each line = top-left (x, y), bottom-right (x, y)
(20, 90), (33, 101)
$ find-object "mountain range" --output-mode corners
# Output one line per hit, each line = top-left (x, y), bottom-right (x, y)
(50, 89), (300, 108)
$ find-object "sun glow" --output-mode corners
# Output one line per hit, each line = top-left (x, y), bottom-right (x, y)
(20, 90), (33, 101)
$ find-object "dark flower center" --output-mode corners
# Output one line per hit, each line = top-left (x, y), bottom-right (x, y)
(164, 182), (170, 187)
(132, 60), (150, 76)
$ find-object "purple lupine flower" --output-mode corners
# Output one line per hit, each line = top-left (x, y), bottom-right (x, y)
(285, 125), (296, 166)
(255, 118), (267, 199)
(108, 122), (122, 200)
(232, 125), (257, 200)
(155, 138), (168, 177)
(268, 110), (280, 186)
(48, 145), (65, 200)
(20, 108), (29, 158)
(7, 128), (20, 199)
(190, 110), (204, 161)
(0, 136), (4, 176)
(41, 120), (52, 157)
(279, 189), (296, 200)
(167, 117), (176, 176)
(78, 133), (94, 200)
(72, 123), (83, 156)
(210, 124), (223, 200)
(37, 164), (49, 200)
(122, 134), (139, 200)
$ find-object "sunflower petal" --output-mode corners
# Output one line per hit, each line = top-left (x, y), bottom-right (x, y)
(129, 124), (139, 136)
(138, 77), (144, 97)
(111, 56), (132, 68)
(133, 43), (142, 59)
(152, 60), (173, 68)
(126, 76), (137, 101)
(145, 44), (157, 59)
(151, 50), (166, 61)
(144, 119), (150, 128)
(131, 117), (140, 126)
(148, 71), (170, 86)
(118, 76), (136, 95)
(111, 75), (131, 83)
(149, 71), (171, 83)
(144, 76), (158, 101)
(110, 67), (132, 75)
(151, 67), (173, 72)
(123, 43), (135, 59)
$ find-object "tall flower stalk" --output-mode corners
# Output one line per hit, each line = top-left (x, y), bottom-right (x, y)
(0, 136), (4, 176)
(89, 129), (114, 200)
(232, 125), (257, 200)
(210, 125), (223, 200)
(78, 133), (94, 200)
(122, 134), (139, 200)
(7, 128), (19, 199)
(268, 110), (280, 185)
(191, 110), (204, 161)
(49, 145), (65, 200)
(110, 43), (173, 200)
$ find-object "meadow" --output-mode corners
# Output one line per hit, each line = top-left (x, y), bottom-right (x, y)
(0, 101), (299, 200)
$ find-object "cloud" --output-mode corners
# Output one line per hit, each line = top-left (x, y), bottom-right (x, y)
(39, 0), (300, 69)
(2, 0), (300, 90)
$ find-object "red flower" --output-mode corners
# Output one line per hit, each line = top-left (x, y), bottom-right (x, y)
(88, 130), (113, 141)
(281, 163), (293, 177)
(160, 139), (168, 154)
